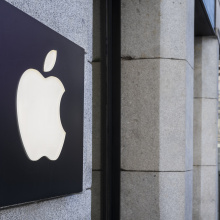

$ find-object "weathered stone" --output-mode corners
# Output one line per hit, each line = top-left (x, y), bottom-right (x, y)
(0, 190), (91, 220)
(194, 37), (219, 99)
(121, 171), (192, 220)
(121, 0), (194, 67)
(193, 98), (218, 166)
(193, 166), (218, 220)
(193, 36), (219, 220)
(121, 59), (193, 171)
(84, 61), (93, 190)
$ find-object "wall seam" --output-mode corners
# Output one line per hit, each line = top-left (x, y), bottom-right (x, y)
(120, 170), (193, 173)
(121, 57), (194, 70)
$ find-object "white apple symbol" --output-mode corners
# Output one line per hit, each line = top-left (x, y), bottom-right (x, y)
(17, 50), (66, 161)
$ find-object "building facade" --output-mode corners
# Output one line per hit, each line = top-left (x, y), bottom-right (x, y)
(0, 0), (219, 220)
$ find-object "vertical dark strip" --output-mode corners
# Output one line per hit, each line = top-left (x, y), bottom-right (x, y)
(101, 0), (121, 219)
(109, 0), (121, 218)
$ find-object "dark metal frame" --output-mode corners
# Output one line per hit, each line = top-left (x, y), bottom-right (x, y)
(101, 0), (121, 219)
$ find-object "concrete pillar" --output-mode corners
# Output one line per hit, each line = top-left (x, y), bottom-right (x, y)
(121, 0), (194, 219)
(193, 37), (219, 220)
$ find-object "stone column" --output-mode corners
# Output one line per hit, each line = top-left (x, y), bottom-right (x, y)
(121, 0), (194, 219)
(193, 37), (219, 220)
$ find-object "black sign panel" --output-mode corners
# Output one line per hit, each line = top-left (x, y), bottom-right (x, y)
(0, 1), (84, 207)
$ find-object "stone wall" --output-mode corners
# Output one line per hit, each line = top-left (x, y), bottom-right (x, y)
(0, 1), (93, 219)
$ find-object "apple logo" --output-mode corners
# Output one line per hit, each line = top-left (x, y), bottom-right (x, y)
(16, 50), (66, 161)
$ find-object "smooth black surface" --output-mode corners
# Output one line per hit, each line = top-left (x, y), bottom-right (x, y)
(195, 0), (215, 36)
(102, 0), (121, 219)
(0, 1), (84, 207)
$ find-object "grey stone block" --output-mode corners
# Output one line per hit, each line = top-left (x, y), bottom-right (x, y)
(121, 0), (194, 67)
(91, 171), (101, 220)
(159, 59), (194, 171)
(193, 166), (218, 220)
(6, 0), (93, 61)
(0, 190), (91, 220)
(121, 0), (160, 59)
(121, 59), (193, 171)
(193, 98), (218, 166)
(121, 59), (160, 171)
(92, 63), (102, 170)
(84, 61), (93, 189)
(121, 171), (192, 220)
(194, 37), (219, 99)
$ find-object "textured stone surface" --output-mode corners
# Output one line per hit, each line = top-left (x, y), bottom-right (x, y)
(193, 98), (218, 166)
(194, 37), (219, 99)
(193, 37), (219, 220)
(121, 0), (194, 67)
(159, 59), (193, 171)
(91, 171), (101, 220)
(121, 0), (160, 59)
(121, 59), (193, 171)
(0, 190), (91, 220)
(84, 61), (93, 189)
(121, 171), (192, 220)
(160, 0), (194, 67)
(193, 166), (218, 220)
(3, 0), (93, 218)
(92, 62), (102, 170)
(121, 59), (160, 171)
